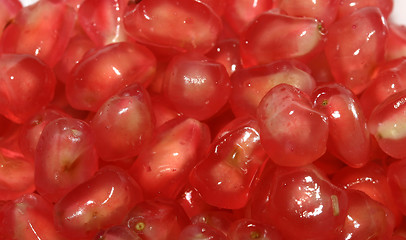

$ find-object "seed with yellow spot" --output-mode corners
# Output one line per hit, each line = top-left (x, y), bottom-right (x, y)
(135, 221), (145, 231)
(250, 231), (260, 239)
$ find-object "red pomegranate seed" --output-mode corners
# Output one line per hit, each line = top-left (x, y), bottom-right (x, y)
(223, 0), (273, 35)
(206, 38), (242, 76)
(257, 84), (328, 167)
(240, 11), (324, 67)
(312, 83), (370, 168)
(0, 53), (56, 123)
(78, 0), (130, 46)
(0, 193), (67, 240)
(35, 117), (98, 203)
(129, 117), (210, 199)
(190, 117), (267, 209)
(65, 41), (156, 111)
(332, 162), (402, 225)
(337, 0), (393, 19)
(229, 59), (316, 117)
(54, 166), (143, 238)
(0, 0), (76, 67)
(360, 57), (406, 118)
(18, 108), (69, 160)
(91, 83), (155, 161)
(0, 148), (35, 201)
(54, 33), (96, 84)
(388, 159), (406, 216)
(339, 189), (395, 239)
(123, 0), (223, 54)
(163, 52), (231, 121)
(369, 89), (406, 159)
(324, 7), (388, 94)
(386, 23), (406, 61)
(0, 0), (22, 38)
(250, 164), (349, 240)
(274, 0), (339, 26)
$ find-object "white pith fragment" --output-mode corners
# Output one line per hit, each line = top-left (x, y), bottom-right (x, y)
(331, 195), (339, 217)
(376, 115), (406, 140)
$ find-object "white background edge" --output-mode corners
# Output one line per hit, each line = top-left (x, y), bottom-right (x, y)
(17, 0), (406, 25)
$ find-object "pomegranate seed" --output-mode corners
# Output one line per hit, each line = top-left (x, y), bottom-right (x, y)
(257, 84), (328, 167)
(65, 42), (156, 111)
(91, 83), (155, 161)
(0, 0), (76, 67)
(324, 7), (388, 94)
(123, 0), (222, 54)
(0, 0), (404, 238)
(54, 166), (143, 238)
(241, 11), (324, 67)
